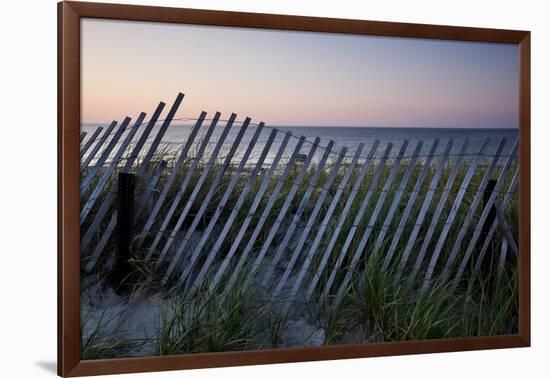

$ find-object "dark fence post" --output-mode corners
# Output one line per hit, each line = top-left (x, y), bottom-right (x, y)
(293, 153), (307, 175)
(482, 179), (497, 241)
(480, 179), (498, 281)
(113, 172), (136, 292)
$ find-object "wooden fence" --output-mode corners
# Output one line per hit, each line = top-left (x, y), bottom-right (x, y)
(80, 93), (519, 313)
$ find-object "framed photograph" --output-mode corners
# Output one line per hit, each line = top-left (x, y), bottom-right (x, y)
(58, 1), (530, 376)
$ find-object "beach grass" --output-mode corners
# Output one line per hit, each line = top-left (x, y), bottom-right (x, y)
(79, 144), (519, 358)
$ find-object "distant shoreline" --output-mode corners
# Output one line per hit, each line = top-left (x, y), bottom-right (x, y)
(82, 122), (519, 130)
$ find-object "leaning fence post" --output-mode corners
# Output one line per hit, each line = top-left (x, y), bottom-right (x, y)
(475, 178), (498, 289)
(482, 179), (498, 239)
(294, 153), (307, 174)
(113, 172), (136, 292)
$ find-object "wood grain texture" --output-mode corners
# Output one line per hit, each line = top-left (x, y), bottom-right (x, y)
(68, 1), (528, 43)
(58, 2), (81, 376)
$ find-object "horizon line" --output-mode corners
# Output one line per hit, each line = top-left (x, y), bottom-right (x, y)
(81, 121), (519, 130)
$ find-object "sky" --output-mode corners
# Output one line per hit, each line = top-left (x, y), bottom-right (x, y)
(81, 19), (519, 128)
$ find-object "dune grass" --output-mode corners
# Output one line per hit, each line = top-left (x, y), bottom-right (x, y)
(80, 308), (145, 360)
(80, 142), (519, 359)
(311, 252), (518, 345)
(156, 276), (266, 355)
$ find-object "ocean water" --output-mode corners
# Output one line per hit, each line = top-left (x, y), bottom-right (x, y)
(81, 124), (519, 166)
(276, 126), (517, 158)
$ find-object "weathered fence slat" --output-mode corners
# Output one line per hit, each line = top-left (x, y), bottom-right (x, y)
(152, 114), (237, 268)
(260, 140), (335, 287)
(81, 121), (117, 173)
(84, 161), (168, 271)
(207, 131), (293, 292)
(454, 199), (517, 292)
(421, 138), (503, 291)
(273, 146), (348, 304)
(335, 140), (410, 300)
(123, 102), (167, 173)
(133, 112), (208, 254)
(80, 127), (103, 159)
(81, 96), (180, 257)
(164, 118), (254, 286)
(440, 138), (510, 283)
(176, 121), (262, 290)
(321, 142), (394, 301)
(144, 111), (226, 261)
(140, 112), (221, 255)
(382, 138), (444, 273)
(287, 143), (365, 307)
(223, 136), (308, 292)
(232, 138), (322, 286)
(473, 170), (518, 274)
(191, 126), (277, 293)
(136, 93), (184, 178)
(80, 117), (131, 195)
(140, 113), (220, 257)
(82, 102), (166, 268)
(133, 161), (169, 223)
(405, 138), (475, 288)
(135, 112), (206, 220)
(493, 199), (519, 255)
(374, 140), (424, 252)
(449, 139), (518, 290)
(95, 101), (166, 226)
(304, 141), (380, 302)
(246, 138), (322, 286)
(497, 238), (509, 280)
(80, 113), (146, 224)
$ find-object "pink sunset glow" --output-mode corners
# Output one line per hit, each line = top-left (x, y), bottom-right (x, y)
(82, 19), (519, 128)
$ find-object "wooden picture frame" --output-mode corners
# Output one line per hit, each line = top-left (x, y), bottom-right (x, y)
(58, 1), (530, 376)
